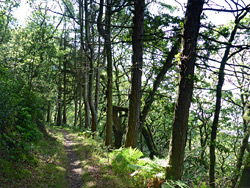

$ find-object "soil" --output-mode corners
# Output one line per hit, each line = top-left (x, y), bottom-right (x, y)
(62, 130), (83, 188)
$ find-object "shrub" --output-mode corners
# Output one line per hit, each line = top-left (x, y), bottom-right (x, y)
(0, 67), (44, 162)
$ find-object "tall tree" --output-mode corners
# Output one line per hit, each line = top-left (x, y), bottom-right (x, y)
(62, 28), (67, 125)
(84, 0), (98, 132)
(125, 0), (145, 148)
(209, 10), (249, 188)
(97, 0), (113, 146)
(79, 0), (90, 129)
(165, 0), (204, 180)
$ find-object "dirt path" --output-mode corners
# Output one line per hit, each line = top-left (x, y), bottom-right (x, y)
(62, 130), (83, 188)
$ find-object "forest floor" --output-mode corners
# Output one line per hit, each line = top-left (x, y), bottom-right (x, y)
(0, 126), (129, 188)
(62, 129), (84, 188)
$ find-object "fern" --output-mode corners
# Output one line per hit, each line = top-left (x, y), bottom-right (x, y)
(110, 147), (143, 175)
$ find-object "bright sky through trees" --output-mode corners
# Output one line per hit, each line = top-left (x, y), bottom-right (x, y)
(14, 0), (234, 26)
(13, 0), (237, 93)
(13, 1), (31, 25)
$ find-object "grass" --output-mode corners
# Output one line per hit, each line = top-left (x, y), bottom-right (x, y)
(0, 126), (69, 188)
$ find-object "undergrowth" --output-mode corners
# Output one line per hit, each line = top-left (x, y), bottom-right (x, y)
(0, 126), (68, 188)
(69, 130), (190, 188)
(1, 126), (196, 188)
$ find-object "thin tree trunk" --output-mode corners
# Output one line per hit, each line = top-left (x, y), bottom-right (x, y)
(140, 39), (180, 156)
(74, 86), (78, 127)
(232, 128), (250, 187)
(79, 0), (90, 129)
(46, 102), (51, 123)
(63, 56), (67, 125)
(231, 96), (249, 188)
(141, 125), (158, 158)
(54, 103), (58, 124)
(97, 0), (113, 146)
(57, 80), (62, 126)
(105, 0), (113, 146)
(166, 0), (204, 180)
(209, 12), (247, 188)
(95, 36), (105, 126)
(79, 85), (83, 129)
(238, 152), (250, 187)
(125, 0), (145, 148)
(85, 0), (97, 132)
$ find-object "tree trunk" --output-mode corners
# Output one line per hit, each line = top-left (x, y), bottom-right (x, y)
(74, 90), (78, 127)
(83, 63), (90, 129)
(85, 0), (98, 132)
(165, 0), (204, 180)
(231, 98), (249, 188)
(209, 12), (247, 188)
(140, 39), (180, 157)
(56, 81), (62, 126)
(125, 0), (145, 148)
(79, 85), (83, 129)
(238, 152), (250, 188)
(63, 56), (67, 125)
(105, 0), (113, 146)
(79, 0), (90, 129)
(97, 0), (113, 146)
(95, 36), (104, 115)
(141, 125), (158, 159)
(113, 110), (123, 149)
(113, 106), (128, 148)
(46, 102), (51, 123)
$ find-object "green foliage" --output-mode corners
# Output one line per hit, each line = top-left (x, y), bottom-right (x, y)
(111, 148), (174, 187)
(162, 180), (189, 188)
(193, 182), (208, 188)
(131, 157), (167, 187)
(0, 67), (44, 162)
(0, 126), (68, 188)
(111, 147), (143, 176)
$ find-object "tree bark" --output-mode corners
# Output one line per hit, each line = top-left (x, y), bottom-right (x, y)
(125, 0), (145, 148)
(141, 124), (159, 159)
(46, 102), (51, 123)
(238, 152), (250, 188)
(113, 106), (128, 148)
(165, 0), (204, 180)
(79, 0), (90, 129)
(97, 0), (113, 146)
(74, 89), (78, 127)
(84, 0), (98, 132)
(63, 51), (67, 125)
(231, 97), (250, 188)
(56, 77), (62, 126)
(79, 85), (83, 129)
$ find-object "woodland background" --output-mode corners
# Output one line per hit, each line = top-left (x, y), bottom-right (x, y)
(1, 0), (250, 187)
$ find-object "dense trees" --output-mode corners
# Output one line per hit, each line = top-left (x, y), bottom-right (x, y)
(2, 0), (250, 187)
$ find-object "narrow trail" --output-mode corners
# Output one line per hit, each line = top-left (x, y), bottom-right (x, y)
(62, 130), (83, 188)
